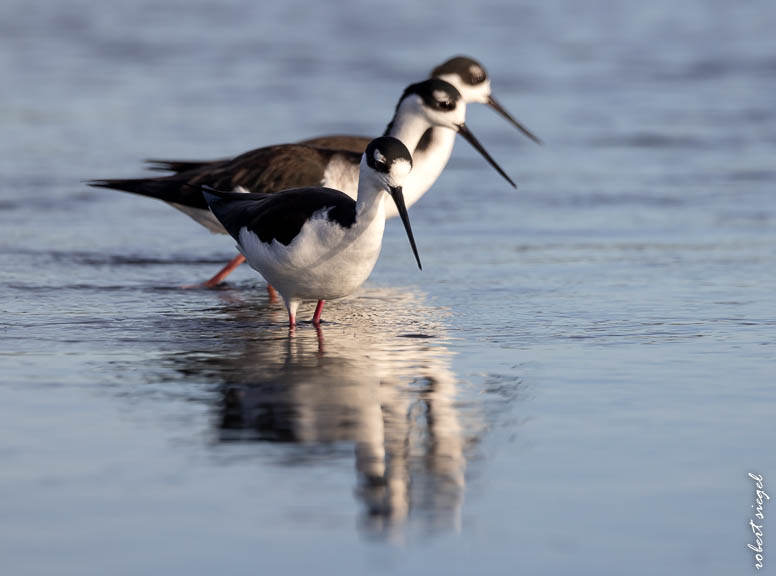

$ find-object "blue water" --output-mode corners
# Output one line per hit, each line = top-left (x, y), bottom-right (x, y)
(1, 1), (775, 574)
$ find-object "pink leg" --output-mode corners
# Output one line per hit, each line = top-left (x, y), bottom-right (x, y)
(183, 254), (246, 289)
(312, 300), (325, 325)
(288, 310), (296, 327)
(267, 284), (279, 303)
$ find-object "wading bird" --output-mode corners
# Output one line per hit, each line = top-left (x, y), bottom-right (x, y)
(201, 137), (420, 326)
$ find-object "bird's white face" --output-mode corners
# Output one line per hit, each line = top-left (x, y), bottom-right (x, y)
(398, 92), (467, 132)
(430, 57), (542, 146)
(365, 147), (413, 191)
(434, 72), (492, 104)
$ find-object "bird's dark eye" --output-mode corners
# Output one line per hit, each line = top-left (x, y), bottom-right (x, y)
(375, 161), (388, 172)
(438, 99), (454, 110)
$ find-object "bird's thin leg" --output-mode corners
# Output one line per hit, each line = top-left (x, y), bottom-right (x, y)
(267, 284), (279, 303)
(287, 299), (300, 329)
(312, 300), (325, 325)
(184, 253), (246, 289)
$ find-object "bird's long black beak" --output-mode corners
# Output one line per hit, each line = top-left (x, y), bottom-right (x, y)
(389, 186), (422, 270)
(487, 95), (542, 145)
(455, 123), (517, 189)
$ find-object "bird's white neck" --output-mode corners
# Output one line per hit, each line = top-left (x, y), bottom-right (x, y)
(376, 127), (457, 219)
(403, 128), (456, 203)
(386, 113), (432, 154)
(355, 164), (388, 222)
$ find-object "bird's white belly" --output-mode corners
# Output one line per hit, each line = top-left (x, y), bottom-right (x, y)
(169, 186), (252, 235)
(238, 207), (386, 301)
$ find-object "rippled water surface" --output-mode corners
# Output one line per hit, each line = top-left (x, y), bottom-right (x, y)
(1, 1), (775, 574)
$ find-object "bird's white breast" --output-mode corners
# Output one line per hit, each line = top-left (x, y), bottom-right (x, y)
(321, 155), (360, 201)
(238, 200), (386, 302)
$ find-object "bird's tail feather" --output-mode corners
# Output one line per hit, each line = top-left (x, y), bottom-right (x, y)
(143, 159), (211, 173)
(88, 178), (209, 210)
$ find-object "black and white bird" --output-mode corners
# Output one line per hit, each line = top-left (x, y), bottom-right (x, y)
(91, 55), (538, 285)
(90, 76), (516, 288)
(202, 136), (420, 327)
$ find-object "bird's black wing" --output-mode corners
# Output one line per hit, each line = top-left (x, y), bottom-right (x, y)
(144, 135), (370, 173)
(89, 144), (359, 210)
(203, 186), (357, 246)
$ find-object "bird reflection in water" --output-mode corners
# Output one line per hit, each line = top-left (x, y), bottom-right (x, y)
(166, 286), (495, 538)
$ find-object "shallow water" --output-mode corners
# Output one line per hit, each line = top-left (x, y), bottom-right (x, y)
(1, 1), (775, 574)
